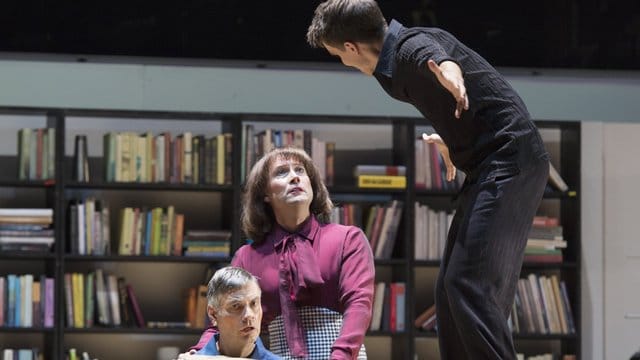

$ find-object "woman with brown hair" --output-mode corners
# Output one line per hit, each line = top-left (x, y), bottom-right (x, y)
(191, 147), (374, 360)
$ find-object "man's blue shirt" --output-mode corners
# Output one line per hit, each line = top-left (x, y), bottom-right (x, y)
(197, 333), (281, 359)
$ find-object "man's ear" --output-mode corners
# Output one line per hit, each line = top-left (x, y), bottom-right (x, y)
(344, 42), (358, 53)
(207, 305), (216, 322)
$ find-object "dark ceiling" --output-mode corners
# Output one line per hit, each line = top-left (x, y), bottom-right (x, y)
(0, 0), (638, 70)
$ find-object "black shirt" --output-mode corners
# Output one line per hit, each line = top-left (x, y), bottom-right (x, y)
(374, 20), (547, 177)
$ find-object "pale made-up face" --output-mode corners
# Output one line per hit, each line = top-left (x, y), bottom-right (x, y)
(324, 42), (377, 75)
(264, 156), (313, 213)
(210, 281), (263, 348)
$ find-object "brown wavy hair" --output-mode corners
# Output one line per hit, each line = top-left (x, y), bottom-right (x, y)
(242, 147), (333, 244)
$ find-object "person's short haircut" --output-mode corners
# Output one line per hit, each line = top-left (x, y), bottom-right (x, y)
(307, 0), (387, 49)
(241, 147), (333, 244)
(207, 266), (260, 309)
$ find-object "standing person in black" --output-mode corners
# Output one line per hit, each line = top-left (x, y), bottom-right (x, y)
(307, 1), (550, 359)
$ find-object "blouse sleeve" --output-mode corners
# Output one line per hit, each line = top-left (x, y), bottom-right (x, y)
(331, 227), (375, 359)
(188, 247), (247, 351)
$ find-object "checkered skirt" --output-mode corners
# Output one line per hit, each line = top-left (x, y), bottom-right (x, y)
(268, 306), (367, 360)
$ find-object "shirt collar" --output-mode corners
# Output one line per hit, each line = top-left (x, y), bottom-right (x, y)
(202, 334), (270, 359)
(374, 19), (404, 78)
(271, 214), (319, 248)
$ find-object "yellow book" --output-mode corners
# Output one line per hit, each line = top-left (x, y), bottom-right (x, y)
(72, 273), (84, 328)
(357, 175), (407, 189)
(216, 133), (225, 185)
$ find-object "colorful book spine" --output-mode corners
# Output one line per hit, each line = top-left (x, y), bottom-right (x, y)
(357, 175), (407, 189)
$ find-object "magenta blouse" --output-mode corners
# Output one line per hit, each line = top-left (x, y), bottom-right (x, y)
(191, 215), (375, 360)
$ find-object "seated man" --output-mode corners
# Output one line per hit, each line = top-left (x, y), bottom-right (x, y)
(179, 266), (280, 360)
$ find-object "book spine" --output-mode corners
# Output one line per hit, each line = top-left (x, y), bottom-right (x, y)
(357, 175), (407, 189)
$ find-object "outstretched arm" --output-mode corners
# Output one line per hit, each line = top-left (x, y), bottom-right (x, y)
(427, 60), (469, 118)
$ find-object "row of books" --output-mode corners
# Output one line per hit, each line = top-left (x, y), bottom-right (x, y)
(17, 128), (56, 181)
(182, 230), (231, 258)
(242, 125), (335, 185)
(414, 276), (575, 336)
(511, 274), (575, 335)
(414, 212), (565, 262)
(414, 204), (453, 261)
(332, 201), (403, 260)
(1, 349), (41, 360)
(525, 216), (566, 263)
(183, 284), (210, 329)
(67, 348), (97, 360)
(369, 282), (405, 332)
(116, 206), (184, 256)
(64, 270), (144, 328)
(101, 131), (233, 185)
(68, 200), (110, 255)
(0, 208), (54, 253)
(0, 274), (55, 328)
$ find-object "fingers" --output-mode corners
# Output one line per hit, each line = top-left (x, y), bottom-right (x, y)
(454, 86), (469, 119)
(427, 59), (440, 75)
(446, 164), (456, 182)
(421, 133), (441, 144)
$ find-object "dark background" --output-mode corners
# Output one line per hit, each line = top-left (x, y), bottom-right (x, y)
(1, 0), (638, 70)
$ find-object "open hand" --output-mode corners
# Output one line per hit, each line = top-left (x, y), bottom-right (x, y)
(422, 133), (456, 181)
(427, 60), (469, 118)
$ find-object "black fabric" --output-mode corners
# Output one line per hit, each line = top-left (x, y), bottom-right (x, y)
(374, 20), (548, 176)
(373, 20), (552, 359)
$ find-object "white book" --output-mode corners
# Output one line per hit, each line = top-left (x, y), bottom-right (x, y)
(23, 274), (33, 328)
(548, 162), (568, 192)
(107, 275), (121, 326)
(374, 201), (396, 258)
(3, 349), (13, 360)
(369, 282), (386, 331)
(0, 237), (54, 245)
(77, 202), (86, 255)
(0, 208), (53, 217)
(94, 269), (109, 325)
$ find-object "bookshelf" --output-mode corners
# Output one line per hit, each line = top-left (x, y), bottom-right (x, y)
(0, 108), (580, 360)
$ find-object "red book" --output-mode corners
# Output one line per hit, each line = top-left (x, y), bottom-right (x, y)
(126, 284), (145, 328)
(389, 283), (398, 332)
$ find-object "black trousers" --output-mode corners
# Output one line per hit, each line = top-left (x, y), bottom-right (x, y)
(436, 157), (549, 359)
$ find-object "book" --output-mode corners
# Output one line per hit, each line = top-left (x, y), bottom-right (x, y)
(147, 321), (191, 328)
(44, 278), (54, 328)
(353, 165), (407, 177)
(127, 284), (145, 328)
(357, 175), (406, 189)
(369, 282), (385, 331)
(73, 135), (90, 182)
(548, 162), (568, 192)
(414, 304), (436, 329)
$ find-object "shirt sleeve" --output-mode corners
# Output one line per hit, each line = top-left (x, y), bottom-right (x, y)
(331, 227), (375, 359)
(403, 32), (462, 78)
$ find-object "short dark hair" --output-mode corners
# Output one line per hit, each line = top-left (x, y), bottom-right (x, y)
(307, 0), (387, 49)
(241, 147), (333, 243)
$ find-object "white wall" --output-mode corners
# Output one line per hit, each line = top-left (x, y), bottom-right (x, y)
(581, 122), (605, 360)
(0, 58), (639, 122)
(603, 123), (640, 359)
